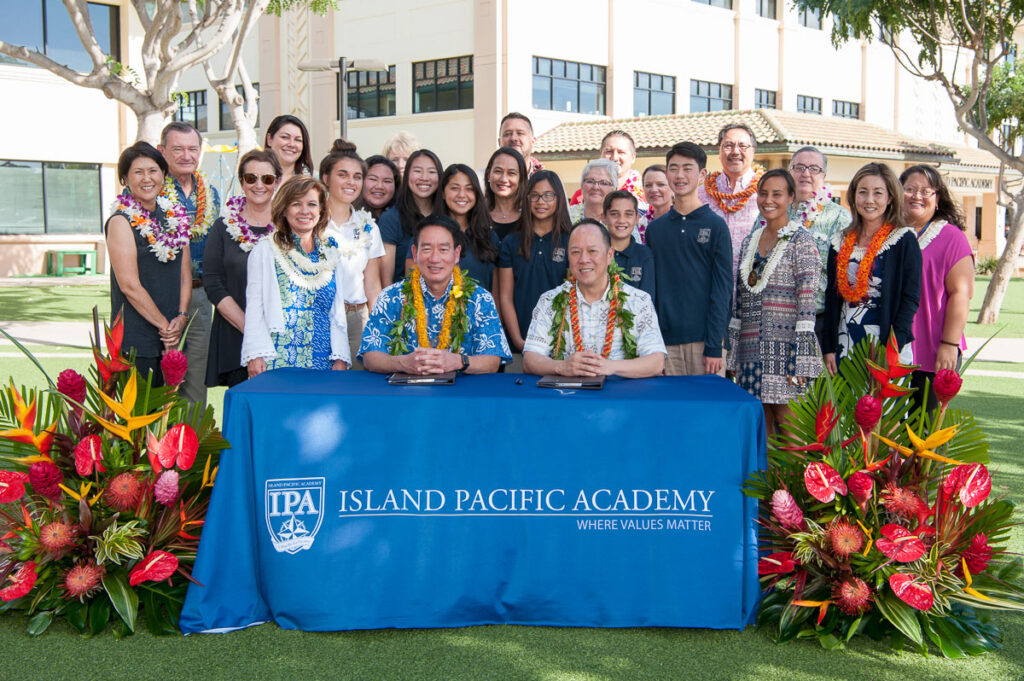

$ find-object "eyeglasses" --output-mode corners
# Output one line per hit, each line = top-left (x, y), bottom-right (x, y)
(582, 178), (614, 189)
(242, 173), (278, 186)
(528, 191), (558, 203)
(903, 187), (936, 199)
(720, 143), (753, 152)
(790, 164), (825, 176)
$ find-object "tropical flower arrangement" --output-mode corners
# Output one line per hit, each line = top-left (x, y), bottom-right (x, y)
(0, 313), (227, 636)
(746, 334), (1024, 656)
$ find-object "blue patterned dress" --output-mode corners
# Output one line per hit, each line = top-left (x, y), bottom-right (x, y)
(266, 237), (338, 371)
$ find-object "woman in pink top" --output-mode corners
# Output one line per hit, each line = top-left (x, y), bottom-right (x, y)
(900, 165), (974, 411)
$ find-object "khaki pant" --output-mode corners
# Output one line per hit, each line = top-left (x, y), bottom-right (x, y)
(181, 287), (212, 405)
(665, 342), (726, 377)
(346, 304), (369, 370)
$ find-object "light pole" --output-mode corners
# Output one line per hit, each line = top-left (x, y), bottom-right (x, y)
(296, 57), (388, 139)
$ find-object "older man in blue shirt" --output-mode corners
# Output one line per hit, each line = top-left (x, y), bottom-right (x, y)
(360, 215), (511, 374)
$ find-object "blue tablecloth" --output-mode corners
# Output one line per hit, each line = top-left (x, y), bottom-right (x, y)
(180, 370), (766, 633)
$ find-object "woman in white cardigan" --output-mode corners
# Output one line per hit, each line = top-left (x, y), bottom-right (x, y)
(241, 176), (351, 375)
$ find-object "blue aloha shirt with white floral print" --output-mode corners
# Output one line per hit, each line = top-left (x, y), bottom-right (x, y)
(358, 274), (512, 362)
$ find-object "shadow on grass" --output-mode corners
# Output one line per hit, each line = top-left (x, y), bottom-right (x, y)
(0, 285), (108, 322)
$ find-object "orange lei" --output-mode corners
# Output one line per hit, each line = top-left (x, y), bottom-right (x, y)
(703, 166), (765, 214)
(837, 223), (894, 304)
(567, 274), (620, 358)
(411, 267), (463, 350)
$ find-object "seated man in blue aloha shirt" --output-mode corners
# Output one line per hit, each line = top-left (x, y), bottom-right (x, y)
(360, 214), (511, 374)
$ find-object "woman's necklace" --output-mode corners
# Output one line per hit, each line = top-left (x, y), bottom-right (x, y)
(739, 219), (798, 293)
(270, 237), (340, 290)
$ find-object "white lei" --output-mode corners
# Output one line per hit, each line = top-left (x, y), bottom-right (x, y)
(162, 171), (216, 240)
(739, 220), (799, 294)
(270, 237), (340, 291)
(333, 208), (375, 258)
(796, 184), (833, 227)
(916, 220), (945, 250)
(222, 195), (273, 252)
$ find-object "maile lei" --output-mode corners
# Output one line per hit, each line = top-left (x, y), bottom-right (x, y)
(334, 208), (376, 258)
(548, 262), (637, 360)
(162, 171), (216, 240)
(110, 192), (189, 263)
(387, 267), (478, 355)
(739, 219), (799, 294)
(796, 184), (833, 227)
(269, 236), (340, 291)
(704, 165), (765, 214)
(836, 222), (895, 304)
(222, 195), (273, 252)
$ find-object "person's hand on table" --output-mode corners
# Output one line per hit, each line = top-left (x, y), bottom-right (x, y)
(247, 357), (266, 378)
(823, 353), (837, 375)
(399, 348), (459, 375)
(935, 343), (959, 372)
(561, 351), (609, 377)
(332, 360), (349, 371)
(703, 355), (723, 375)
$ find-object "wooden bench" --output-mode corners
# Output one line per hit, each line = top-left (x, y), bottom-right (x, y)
(45, 249), (96, 276)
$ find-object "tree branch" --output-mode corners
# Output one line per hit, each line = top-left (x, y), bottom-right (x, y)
(62, 0), (109, 74)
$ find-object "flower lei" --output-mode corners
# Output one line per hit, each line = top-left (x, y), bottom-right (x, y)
(222, 195), (273, 252)
(739, 219), (799, 294)
(836, 223), (894, 304)
(269, 236), (340, 291)
(386, 268), (478, 355)
(548, 262), (637, 360)
(333, 208), (375, 258)
(704, 165), (765, 214)
(110, 192), (189, 263)
(796, 184), (833, 227)
(916, 220), (944, 250)
(162, 172), (216, 240)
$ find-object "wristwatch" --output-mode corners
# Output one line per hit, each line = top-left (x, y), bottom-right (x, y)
(459, 352), (470, 372)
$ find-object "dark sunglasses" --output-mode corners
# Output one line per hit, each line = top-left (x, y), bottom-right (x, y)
(242, 173), (278, 186)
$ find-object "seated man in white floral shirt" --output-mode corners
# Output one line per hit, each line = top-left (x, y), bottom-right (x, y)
(523, 220), (666, 379)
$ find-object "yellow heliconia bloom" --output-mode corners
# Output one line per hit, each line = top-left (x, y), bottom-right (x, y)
(874, 424), (964, 466)
(91, 371), (170, 441)
(856, 519), (874, 556)
(58, 481), (95, 505)
(961, 559), (995, 602)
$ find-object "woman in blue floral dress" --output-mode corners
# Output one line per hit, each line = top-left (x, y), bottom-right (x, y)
(241, 176), (351, 375)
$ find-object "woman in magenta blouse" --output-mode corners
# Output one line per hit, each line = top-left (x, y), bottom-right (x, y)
(900, 165), (974, 411)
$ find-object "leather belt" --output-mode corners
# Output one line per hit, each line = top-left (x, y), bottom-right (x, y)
(192, 279), (204, 289)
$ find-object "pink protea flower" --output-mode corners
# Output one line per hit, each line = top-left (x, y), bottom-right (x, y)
(161, 350), (188, 388)
(881, 483), (927, 519)
(963, 533), (993, 575)
(62, 562), (105, 601)
(933, 369), (963, 405)
(28, 461), (63, 501)
(827, 518), (864, 560)
(771, 489), (805, 530)
(104, 472), (143, 512)
(56, 369), (87, 406)
(833, 577), (872, 616)
(153, 469), (180, 506)
(38, 521), (77, 556)
(854, 394), (882, 431)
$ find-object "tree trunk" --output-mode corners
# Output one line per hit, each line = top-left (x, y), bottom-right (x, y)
(977, 193), (1024, 324)
(135, 109), (169, 146)
(233, 104), (259, 156)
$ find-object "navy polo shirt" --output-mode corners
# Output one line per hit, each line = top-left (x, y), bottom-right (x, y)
(460, 230), (501, 292)
(378, 205), (414, 283)
(614, 241), (656, 303)
(498, 230), (570, 340)
(644, 205), (732, 357)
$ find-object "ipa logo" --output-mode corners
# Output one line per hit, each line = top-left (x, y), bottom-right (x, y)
(265, 477), (325, 554)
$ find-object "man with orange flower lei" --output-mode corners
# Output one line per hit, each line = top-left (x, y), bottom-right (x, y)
(157, 122), (220, 405)
(359, 215), (511, 374)
(523, 220), (666, 378)
(698, 123), (765, 282)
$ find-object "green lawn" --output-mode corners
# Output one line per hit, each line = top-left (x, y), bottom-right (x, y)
(968, 276), (1024, 339)
(0, 284), (109, 322)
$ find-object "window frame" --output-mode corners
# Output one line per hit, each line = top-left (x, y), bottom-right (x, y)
(219, 83), (260, 131)
(689, 79), (733, 113)
(0, 1), (120, 69)
(173, 89), (208, 132)
(341, 65), (396, 120)
(0, 158), (102, 235)
(798, 6), (822, 29)
(532, 56), (607, 115)
(756, 0), (776, 19)
(832, 99), (860, 119)
(754, 88), (777, 109)
(691, 0), (733, 9)
(796, 94), (822, 115)
(412, 56), (474, 114)
(633, 70), (676, 117)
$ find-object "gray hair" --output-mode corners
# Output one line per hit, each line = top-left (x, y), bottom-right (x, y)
(160, 121), (202, 147)
(791, 145), (828, 172)
(581, 158), (618, 187)
(717, 123), (757, 149)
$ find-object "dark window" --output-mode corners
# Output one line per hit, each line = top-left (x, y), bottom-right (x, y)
(532, 56), (606, 115)
(0, 159), (101, 235)
(692, 0), (732, 8)
(797, 94), (822, 114)
(413, 56), (473, 113)
(0, 1), (119, 70)
(634, 71), (675, 117)
(341, 65), (396, 119)
(832, 99), (860, 119)
(799, 7), (822, 29)
(754, 89), (777, 109)
(173, 90), (208, 132)
(690, 79), (733, 112)
(219, 82), (260, 131)
(756, 0), (776, 19)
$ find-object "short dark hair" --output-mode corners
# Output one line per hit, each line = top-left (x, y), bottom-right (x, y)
(717, 123), (757, 148)
(414, 213), (462, 247)
(758, 168), (796, 197)
(237, 149), (282, 181)
(602, 189), (638, 214)
(570, 218), (611, 249)
(117, 142), (168, 186)
(500, 112), (534, 134)
(159, 121), (201, 147)
(666, 142), (707, 170)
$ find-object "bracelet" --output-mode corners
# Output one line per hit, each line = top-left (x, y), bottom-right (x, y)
(939, 339), (959, 347)
(177, 312), (187, 318)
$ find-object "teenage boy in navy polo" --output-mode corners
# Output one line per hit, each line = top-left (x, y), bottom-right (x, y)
(644, 142), (732, 376)
(603, 190), (655, 301)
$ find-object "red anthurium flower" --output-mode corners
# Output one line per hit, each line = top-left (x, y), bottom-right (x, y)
(0, 470), (30, 503)
(0, 384), (56, 456)
(0, 561), (37, 601)
(74, 435), (106, 477)
(942, 463), (992, 508)
(889, 573), (933, 611)
(876, 523), (927, 563)
(758, 552), (797, 575)
(146, 424), (199, 472)
(804, 462), (848, 503)
(128, 550), (179, 586)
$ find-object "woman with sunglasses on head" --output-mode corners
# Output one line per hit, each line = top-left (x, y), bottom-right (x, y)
(203, 150), (281, 387)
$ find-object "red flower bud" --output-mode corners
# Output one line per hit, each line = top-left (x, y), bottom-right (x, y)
(28, 460), (63, 501)
(56, 369), (87, 406)
(847, 471), (874, 504)
(161, 350), (188, 388)
(854, 394), (882, 431)
(933, 369), (962, 405)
